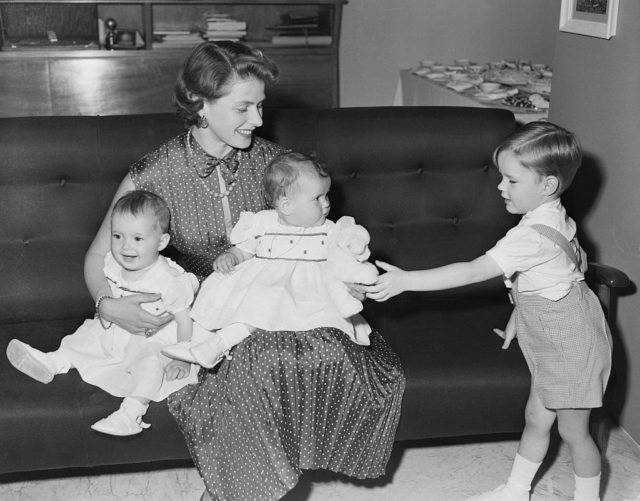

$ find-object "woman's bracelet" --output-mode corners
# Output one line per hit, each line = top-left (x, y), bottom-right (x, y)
(95, 294), (113, 329)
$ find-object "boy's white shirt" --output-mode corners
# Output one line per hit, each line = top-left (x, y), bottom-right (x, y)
(485, 199), (585, 300)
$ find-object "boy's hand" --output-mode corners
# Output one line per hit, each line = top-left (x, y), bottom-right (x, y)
(164, 360), (190, 381)
(213, 252), (239, 274)
(363, 261), (406, 302)
(493, 310), (517, 349)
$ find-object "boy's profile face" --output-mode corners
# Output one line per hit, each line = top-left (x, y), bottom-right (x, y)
(110, 211), (169, 272)
(496, 150), (556, 215)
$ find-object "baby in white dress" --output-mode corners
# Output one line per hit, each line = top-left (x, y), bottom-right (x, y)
(6, 190), (200, 436)
(162, 152), (378, 369)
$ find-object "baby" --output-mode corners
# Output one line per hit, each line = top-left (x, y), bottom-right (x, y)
(162, 152), (378, 368)
(7, 190), (200, 436)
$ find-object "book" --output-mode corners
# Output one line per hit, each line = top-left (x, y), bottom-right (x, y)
(152, 31), (204, 49)
(271, 35), (332, 46)
(205, 20), (247, 31)
(204, 30), (247, 40)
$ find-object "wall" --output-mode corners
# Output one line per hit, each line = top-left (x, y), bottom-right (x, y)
(339, 0), (559, 107)
(550, 0), (640, 441)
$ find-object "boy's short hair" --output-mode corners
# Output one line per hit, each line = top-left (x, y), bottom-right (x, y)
(112, 190), (170, 233)
(493, 121), (582, 194)
(263, 152), (329, 208)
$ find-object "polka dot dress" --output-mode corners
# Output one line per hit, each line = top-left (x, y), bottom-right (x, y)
(131, 132), (281, 280)
(170, 328), (404, 501)
(131, 133), (406, 501)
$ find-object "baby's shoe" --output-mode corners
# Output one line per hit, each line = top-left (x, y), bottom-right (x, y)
(91, 399), (150, 437)
(161, 342), (197, 364)
(189, 336), (229, 369)
(466, 484), (529, 501)
(6, 339), (57, 384)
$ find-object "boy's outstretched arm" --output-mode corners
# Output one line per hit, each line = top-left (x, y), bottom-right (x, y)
(365, 255), (503, 302)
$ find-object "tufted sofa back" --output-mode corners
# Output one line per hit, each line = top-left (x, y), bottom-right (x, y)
(0, 107), (516, 325)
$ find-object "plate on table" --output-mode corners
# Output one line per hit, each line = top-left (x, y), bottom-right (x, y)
(474, 86), (518, 102)
(518, 77), (552, 96)
(482, 68), (529, 86)
(425, 72), (448, 81)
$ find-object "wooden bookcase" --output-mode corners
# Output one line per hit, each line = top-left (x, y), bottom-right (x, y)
(0, 0), (346, 117)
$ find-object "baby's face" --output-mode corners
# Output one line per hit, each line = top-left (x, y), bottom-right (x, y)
(110, 211), (167, 272)
(283, 170), (331, 227)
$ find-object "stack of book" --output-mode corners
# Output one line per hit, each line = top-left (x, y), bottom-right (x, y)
(152, 30), (204, 49)
(203, 14), (247, 41)
(268, 8), (331, 46)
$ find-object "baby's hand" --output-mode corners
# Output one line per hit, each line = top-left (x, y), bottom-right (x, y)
(363, 261), (406, 302)
(164, 359), (190, 381)
(213, 251), (239, 274)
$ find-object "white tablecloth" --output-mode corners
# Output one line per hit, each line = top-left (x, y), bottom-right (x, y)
(394, 69), (548, 124)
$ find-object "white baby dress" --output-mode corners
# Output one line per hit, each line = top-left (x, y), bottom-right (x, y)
(56, 252), (200, 401)
(190, 210), (371, 345)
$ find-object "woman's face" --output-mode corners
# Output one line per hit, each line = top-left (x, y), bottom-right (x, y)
(199, 77), (266, 156)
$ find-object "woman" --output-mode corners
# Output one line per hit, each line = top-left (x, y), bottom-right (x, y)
(84, 41), (405, 501)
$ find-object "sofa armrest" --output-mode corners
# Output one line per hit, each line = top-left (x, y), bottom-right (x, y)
(586, 262), (631, 326)
(586, 262), (631, 289)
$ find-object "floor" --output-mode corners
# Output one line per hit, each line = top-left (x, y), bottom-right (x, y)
(2, 424), (639, 501)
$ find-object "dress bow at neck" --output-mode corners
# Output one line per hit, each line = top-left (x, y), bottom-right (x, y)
(195, 155), (240, 180)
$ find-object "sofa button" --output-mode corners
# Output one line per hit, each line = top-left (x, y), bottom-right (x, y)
(59, 177), (67, 187)
(452, 216), (459, 225)
(416, 167), (423, 175)
(350, 171), (357, 179)
(23, 239), (30, 246)
(482, 164), (490, 172)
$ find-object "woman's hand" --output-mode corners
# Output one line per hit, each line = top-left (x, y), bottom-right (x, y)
(100, 294), (173, 336)
(164, 360), (191, 381)
(493, 309), (517, 349)
(213, 251), (239, 274)
(363, 261), (407, 302)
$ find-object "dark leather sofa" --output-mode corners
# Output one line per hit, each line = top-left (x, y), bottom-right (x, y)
(0, 107), (629, 477)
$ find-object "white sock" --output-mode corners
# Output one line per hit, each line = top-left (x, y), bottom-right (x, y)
(505, 452), (542, 495)
(121, 397), (148, 419)
(47, 351), (72, 374)
(573, 473), (600, 501)
(216, 323), (253, 350)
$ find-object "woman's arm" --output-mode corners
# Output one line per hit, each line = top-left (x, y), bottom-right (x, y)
(365, 254), (504, 302)
(84, 174), (173, 334)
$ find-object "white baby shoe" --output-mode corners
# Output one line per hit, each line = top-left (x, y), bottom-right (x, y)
(6, 339), (57, 384)
(189, 336), (229, 369)
(161, 342), (198, 364)
(91, 408), (150, 436)
(466, 484), (529, 501)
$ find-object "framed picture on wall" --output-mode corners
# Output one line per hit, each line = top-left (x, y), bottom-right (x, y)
(559, 0), (620, 39)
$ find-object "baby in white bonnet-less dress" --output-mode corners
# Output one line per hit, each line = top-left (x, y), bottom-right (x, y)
(162, 152), (378, 369)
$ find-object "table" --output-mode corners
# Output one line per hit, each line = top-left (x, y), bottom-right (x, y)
(394, 69), (548, 124)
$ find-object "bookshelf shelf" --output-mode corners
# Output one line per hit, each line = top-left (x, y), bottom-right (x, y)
(0, 0), (346, 116)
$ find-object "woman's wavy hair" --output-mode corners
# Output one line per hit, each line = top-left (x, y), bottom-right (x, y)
(173, 41), (279, 128)
(493, 121), (582, 195)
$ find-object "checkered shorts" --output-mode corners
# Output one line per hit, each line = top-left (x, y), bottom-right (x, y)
(513, 281), (612, 409)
